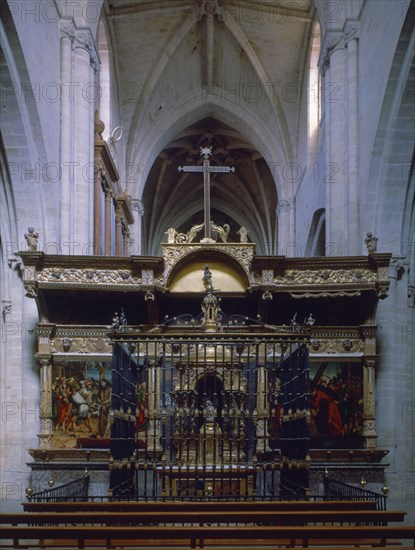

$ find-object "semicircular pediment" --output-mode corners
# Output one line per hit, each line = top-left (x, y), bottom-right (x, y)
(164, 246), (252, 294)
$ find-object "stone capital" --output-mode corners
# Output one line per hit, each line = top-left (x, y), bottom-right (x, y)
(59, 19), (76, 41)
(408, 285), (415, 306)
(2, 300), (11, 318)
(131, 199), (145, 217)
(363, 359), (376, 370)
(276, 198), (295, 216)
(319, 20), (360, 74)
(390, 257), (406, 278)
(318, 30), (342, 74)
(74, 28), (100, 72)
(344, 20), (360, 46)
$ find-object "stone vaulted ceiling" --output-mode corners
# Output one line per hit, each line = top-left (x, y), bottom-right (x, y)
(105, 0), (315, 254)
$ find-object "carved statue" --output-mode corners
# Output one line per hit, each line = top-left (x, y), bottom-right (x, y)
(364, 232), (378, 254)
(203, 265), (213, 291)
(110, 312), (120, 331)
(210, 221), (230, 243)
(305, 313), (315, 326)
(24, 227), (39, 251)
(165, 228), (177, 243)
(237, 226), (248, 243)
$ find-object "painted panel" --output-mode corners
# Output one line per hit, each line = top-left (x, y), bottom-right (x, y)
(310, 362), (364, 448)
(51, 361), (112, 449)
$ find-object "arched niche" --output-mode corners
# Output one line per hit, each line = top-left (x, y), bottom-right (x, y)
(166, 250), (251, 295)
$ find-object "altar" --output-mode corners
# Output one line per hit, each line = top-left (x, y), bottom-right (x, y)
(156, 465), (256, 498)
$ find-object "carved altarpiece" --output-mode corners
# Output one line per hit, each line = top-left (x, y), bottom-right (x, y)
(18, 243), (391, 495)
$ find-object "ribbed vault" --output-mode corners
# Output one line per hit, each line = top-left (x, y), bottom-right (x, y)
(142, 118), (278, 255)
(105, 0), (315, 254)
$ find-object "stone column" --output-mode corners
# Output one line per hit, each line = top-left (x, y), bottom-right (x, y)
(345, 24), (360, 254)
(115, 213), (123, 256)
(324, 43), (347, 255)
(72, 28), (99, 251)
(59, 21), (75, 248)
(93, 163), (103, 253)
(38, 358), (53, 449)
(362, 358), (377, 448)
(276, 198), (295, 256)
(131, 199), (145, 255)
(105, 190), (112, 255)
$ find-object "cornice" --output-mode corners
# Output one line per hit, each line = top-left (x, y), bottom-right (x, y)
(17, 252), (391, 299)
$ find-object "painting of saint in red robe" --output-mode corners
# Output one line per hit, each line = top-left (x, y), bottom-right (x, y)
(310, 366), (363, 448)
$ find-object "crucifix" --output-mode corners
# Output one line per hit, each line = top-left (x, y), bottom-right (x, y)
(178, 146), (235, 242)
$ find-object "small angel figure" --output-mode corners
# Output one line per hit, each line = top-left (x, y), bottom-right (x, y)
(25, 227), (39, 251)
(364, 232), (378, 254)
(237, 226), (248, 243)
(165, 228), (177, 243)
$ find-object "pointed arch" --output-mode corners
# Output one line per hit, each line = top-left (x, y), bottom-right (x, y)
(130, 90), (285, 202)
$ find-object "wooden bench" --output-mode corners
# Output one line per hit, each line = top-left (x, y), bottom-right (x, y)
(1, 524), (414, 549)
(21, 499), (378, 513)
(0, 509), (407, 526)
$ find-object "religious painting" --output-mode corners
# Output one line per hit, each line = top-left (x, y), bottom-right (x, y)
(310, 362), (364, 449)
(51, 361), (112, 449)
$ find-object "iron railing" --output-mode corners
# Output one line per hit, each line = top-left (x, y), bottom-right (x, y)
(323, 476), (387, 509)
(27, 475), (90, 502)
(109, 334), (310, 500)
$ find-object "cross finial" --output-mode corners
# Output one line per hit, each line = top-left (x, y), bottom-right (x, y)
(200, 146), (212, 160)
(178, 146), (235, 242)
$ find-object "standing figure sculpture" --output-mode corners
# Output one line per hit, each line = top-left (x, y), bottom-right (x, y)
(25, 227), (39, 251)
(364, 232), (378, 254)
(237, 226), (248, 243)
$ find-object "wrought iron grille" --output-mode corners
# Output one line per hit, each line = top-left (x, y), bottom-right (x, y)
(27, 476), (90, 502)
(324, 477), (387, 510)
(109, 333), (310, 500)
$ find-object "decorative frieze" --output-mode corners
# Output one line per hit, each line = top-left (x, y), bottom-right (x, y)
(18, 251), (390, 301)
(37, 268), (141, 288)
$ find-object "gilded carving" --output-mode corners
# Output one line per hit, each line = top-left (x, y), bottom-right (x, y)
(51, 336), (112, 355)
(142, 270), (154, 284)
(291, 291), (362, 299)
(24, 266), (36, 281)
(262, 270), (274, 285)
(309, 338), (363, 355)
(273, 269), (377, 285)
(36, 268), (141, 287)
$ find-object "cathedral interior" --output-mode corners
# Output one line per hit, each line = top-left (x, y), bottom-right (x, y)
(0, 0), (414, 523)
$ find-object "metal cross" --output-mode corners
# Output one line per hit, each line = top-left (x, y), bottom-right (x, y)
(178, 146), (235, 242)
